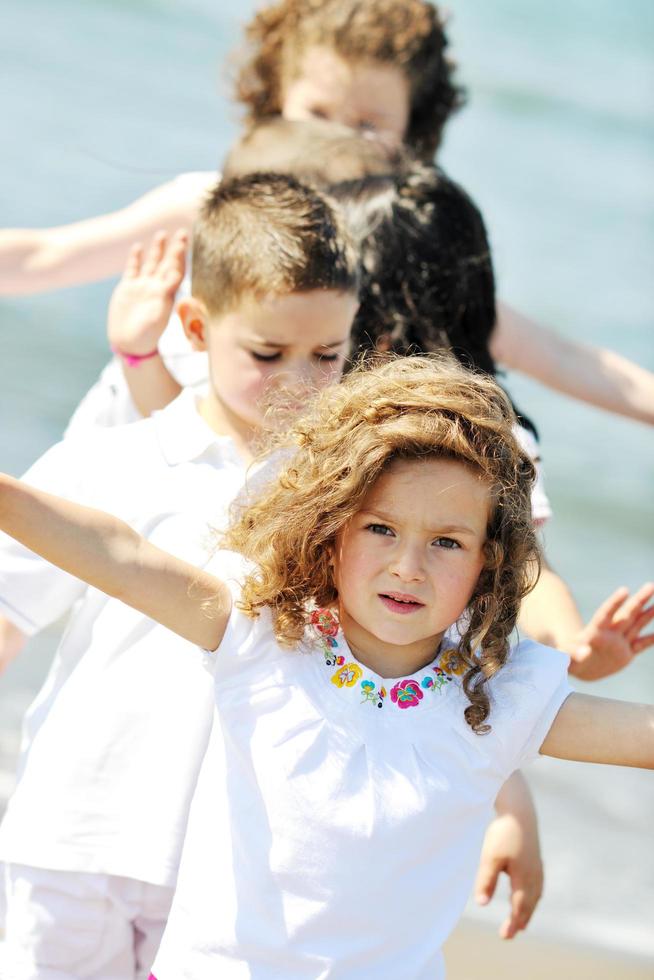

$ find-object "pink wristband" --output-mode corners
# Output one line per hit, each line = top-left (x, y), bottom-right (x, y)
(111, 345), (160, 367)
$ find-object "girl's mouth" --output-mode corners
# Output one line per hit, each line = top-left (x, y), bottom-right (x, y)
(379, 593), (425, 615)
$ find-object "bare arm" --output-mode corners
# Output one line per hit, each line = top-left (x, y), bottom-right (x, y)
(541, 693), (654, 768)
(0, 172), (215, 296)
(107, 231), (188, 417)
(0, 473), (230, 651)
(0, 616), (27, 674)
(519, 562), (654, 681)
(475, 771), (543, 939)
(492, 302), (654, 426)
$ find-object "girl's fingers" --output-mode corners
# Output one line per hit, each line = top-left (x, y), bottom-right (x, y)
(591, 586), (630, 629)
(632, 632), (654, 655)
(625, 605), (654, 643)
(618, 583), (654, 626)
(141, 230), (167, 276)
(123, 242), (144, 279)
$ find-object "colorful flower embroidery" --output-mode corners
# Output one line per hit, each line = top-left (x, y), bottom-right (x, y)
(360, 679), (386, 708)
(311, 609), (339, 637)
(421, 666), (453, 694)
(331, 663), (363, 688)
(309, 609), (461, 712)
(439, 648), (466, 677)
(390, 678), (424, 708)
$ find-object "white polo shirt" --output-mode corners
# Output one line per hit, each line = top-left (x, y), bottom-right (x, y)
(153, 579), (571, 979)
(0, 390), (248, 886)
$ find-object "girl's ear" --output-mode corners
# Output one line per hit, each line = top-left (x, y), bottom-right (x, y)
(178, 298), (210, 350)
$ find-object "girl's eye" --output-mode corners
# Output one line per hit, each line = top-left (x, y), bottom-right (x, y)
(314, 352), (340, 362)
(250, 350), (282, 363)
(366, 523), (394, 536)
(433, 537), (461, 550)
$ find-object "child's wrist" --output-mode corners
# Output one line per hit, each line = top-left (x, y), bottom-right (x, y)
(110, 344), (160, 368)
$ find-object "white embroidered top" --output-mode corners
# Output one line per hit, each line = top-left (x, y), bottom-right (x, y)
(153, 569), (571, 979)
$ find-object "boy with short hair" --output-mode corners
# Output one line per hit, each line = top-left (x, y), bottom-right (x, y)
(0, 172), (360, 979)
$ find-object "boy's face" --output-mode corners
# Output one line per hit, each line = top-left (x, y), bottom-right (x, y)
(281, 46), (410, 146)
(332, 457), (488, 679)
(180, 290), (358, 441)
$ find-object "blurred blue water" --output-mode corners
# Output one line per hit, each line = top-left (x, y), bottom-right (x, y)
(0, 0), (652, 957)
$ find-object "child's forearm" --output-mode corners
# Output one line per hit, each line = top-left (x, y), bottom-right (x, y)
(517, 561), (583, 655)
(117, 354), (182, 418)
(541, 693), (654, 769)
(494, 771), (537, 820)
(0, 473), (227, 649)
(493, 303), (654, 426)
(0, 173), (212, 296)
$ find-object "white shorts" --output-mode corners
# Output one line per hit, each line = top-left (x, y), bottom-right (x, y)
(1, 864), (174, 980)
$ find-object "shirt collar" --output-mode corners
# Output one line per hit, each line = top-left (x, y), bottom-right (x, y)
(152, 387), (244, 467)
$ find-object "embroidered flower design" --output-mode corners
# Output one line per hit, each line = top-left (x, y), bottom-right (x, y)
(439, 648), (466, 676)
(331, 663), (363, 688)
(390, 678), (424, 708)
(311, 609), (339, 637)
(360, 679), (386, 708)
(422, 666), (452, 693)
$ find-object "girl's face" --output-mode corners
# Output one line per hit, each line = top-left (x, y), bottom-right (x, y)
(282, 46), (411, 145)
(181, 290), (358, 447)
(332, 457), (489, 678)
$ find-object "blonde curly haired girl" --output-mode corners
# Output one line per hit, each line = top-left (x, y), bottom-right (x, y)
(1, 355), (651, 979)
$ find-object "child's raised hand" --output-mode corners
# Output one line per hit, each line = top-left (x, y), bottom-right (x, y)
(475, 772), (543, 940)
(107, 229), (188, 357)
(569, 582), (654, 681)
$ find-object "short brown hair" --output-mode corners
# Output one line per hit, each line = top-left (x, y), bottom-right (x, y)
(224, 354), (540, 735)
(234, 0), (465, 160)
(192, 172), (360, 317)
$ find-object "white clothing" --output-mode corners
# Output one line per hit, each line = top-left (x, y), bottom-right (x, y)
(153, 573), (571, 979)
(64, 279), (208, 438)
(2, 863), (172, 980)
(513, 423), (551, 524)
(0, 390), (247, 887)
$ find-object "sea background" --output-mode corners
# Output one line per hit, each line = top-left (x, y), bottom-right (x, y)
(0, 0), (652, 959)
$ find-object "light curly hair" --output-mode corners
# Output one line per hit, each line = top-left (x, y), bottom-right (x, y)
(233, 0), (465, 160)
(223, 354), (541, 734)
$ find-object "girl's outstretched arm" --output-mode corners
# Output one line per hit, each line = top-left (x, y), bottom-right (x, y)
(0, 172), (214, 296)
(492, 302), (654, 427)
(541, 693), (654, 768)
(0, 473), (230, 651)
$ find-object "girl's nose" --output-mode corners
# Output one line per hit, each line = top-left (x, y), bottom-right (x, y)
(389, 545), (425, 582)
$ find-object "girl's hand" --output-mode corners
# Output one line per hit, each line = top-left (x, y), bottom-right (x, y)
(569, 582), (654, 681)
(107, 229), (188, 356)
(475, 772), (543, 939)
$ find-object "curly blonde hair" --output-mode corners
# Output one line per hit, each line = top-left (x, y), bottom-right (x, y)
(223, 355), (540, 734)
(233, 0), (465, 160)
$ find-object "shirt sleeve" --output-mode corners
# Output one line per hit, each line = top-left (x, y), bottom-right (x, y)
(488, 639), (572, 775)
(0, 439), (92, 634)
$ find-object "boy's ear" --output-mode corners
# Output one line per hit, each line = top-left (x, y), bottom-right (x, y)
(178, 298), (210, 351)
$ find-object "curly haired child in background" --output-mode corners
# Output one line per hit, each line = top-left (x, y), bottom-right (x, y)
(0, 355), (651, 980)
(1, 0), (652, 429)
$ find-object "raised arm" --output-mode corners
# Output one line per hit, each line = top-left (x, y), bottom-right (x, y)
(0, 473), (230, 651)
(492, 302), (654, 426)
(106, 230), (187, 417)
(541, 693), (654, 768)
(0, 172), (214, 296)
